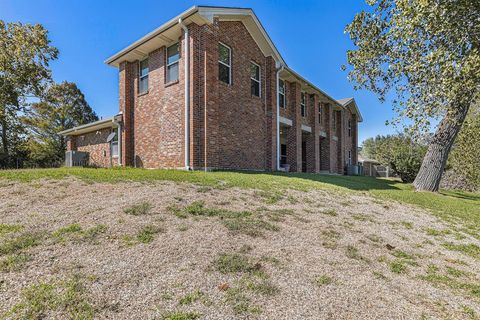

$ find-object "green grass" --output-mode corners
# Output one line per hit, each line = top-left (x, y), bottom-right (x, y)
(178, 290), (205, 305)
(124, 225), (163, 245)
(0, 254), (30, 272)
(123, 201), (153, 215)
(315, 275), (333, 286)
(443, 243), (480, 260)
(419, 265), (480, 299)
(0, 224), (23, 236)
(0, 232), (42, 256)
(214, 253), (258, 274)
(7, 274), (94, 319)
(1, 167), (478, 237)
(52, 224), (108, 243)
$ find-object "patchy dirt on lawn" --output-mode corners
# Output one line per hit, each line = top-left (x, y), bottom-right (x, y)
(0, 178), (479, 320)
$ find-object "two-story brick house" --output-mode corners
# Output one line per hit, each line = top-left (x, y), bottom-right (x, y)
(60, 6), (362, 174)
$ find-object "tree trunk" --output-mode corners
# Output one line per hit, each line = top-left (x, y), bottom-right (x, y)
(413, 103), (470, 192)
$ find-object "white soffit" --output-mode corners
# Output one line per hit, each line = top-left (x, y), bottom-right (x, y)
(105, 6), (285, 67)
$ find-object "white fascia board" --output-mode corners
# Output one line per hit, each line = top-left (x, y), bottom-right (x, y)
(301, 124), (312, 133)
(279, 116), (292, 126)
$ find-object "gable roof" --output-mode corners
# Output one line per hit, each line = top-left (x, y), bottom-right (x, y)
(337, 97), (363, 122)
(105, 6), (285, 67)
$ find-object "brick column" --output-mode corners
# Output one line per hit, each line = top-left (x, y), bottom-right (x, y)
(338, 109), (345, 173)
(305, 94), (320, 173)
(66, 136), (76, 151)
(286, 82), (302, 172)
(119, 61), (136, 167)
(352, 114), (358, 165)
(265, 56), (277, 171)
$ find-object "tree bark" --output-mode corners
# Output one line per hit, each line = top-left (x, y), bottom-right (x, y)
(413, 103), (470, 192)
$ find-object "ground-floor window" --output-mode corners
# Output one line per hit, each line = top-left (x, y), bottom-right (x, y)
(108, 129), (119, 158)
(280, 144), (287, 166)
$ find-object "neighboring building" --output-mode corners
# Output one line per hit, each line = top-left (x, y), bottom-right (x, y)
(60, 6), (363, 173)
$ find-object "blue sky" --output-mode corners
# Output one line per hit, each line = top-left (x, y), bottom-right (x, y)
(2, 0), (402, 143)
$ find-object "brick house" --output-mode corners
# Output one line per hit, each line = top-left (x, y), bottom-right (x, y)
(60, 6), (363, 174)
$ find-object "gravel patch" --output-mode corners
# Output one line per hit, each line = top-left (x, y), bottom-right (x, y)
(0, 178), (479, 319)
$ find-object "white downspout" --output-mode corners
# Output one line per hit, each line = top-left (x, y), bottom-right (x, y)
(275, 66), (283, 171)
(179, 18), (190, 170)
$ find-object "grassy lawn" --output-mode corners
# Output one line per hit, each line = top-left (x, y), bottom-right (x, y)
(1, 167), (479, 237)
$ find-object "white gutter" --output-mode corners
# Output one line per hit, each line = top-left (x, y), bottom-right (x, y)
(179, 18), (190, 170)
(275, 66), (283, 171)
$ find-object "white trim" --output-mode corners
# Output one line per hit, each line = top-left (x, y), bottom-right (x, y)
(300, 91), (306, 118)
(278, 78), (286, 109)
(166, 42), (180, 83)
(279, 116), (292, 126)
(319, 130), (327, 138)
(58, 117), (117, 136)
(250, 61), (261, 97)
(333, 136), (338, 141)
(139, 58), (149, 94)
(301, 124), (312, 133)
(218, 42), (232, 85)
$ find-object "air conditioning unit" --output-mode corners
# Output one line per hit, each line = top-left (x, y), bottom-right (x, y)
(65, 151), (89, 167)
(346, 165), (360, 176)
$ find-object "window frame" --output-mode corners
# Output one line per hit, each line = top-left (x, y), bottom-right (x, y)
(218, 42), (232, 85)
(348, 119), (352, 137)
(138, 58), (149, 94)
(279, 79), (286, 109)
(318, 102), (322, 124)
(348, 150), (352, 165)
(110, 129), (119, 158)
(250, 61), (261, 97)
(166, 42), (180, 83)
(300, 92), (306, 118)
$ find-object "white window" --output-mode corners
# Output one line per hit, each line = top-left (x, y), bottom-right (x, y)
(348, 119), (352, 137)
(301, 92), (306, 117)
(348, 150), (352, 165)
(279, 79), (286, 108)
(250, 62), (261, 97)
(318, 103), (322, 124)
(166, 43), (180, 83)
(109, 129), (119, 157)
(218, 43), (231, 84)
(139, 59), (149, 94)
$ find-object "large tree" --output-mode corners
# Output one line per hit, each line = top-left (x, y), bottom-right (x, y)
(345, 0), (480, 191)
(0, 20), (58, 166)
(24, 81), (98, 166)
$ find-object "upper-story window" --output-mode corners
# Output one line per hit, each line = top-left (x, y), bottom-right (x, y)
(279, 79), (286, 109)
(139, 59), (149, 94)
(301, 92), (306, 117)
(348, 119), (352, 137)
(318, 103), (322, 124)
(250, 62), (261, 97)
(166, 43), (180, 83)
(218, 43), (231, 84)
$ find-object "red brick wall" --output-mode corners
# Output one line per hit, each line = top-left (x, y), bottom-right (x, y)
(73, 128), (113, 168)
(113, 18), (359, 173)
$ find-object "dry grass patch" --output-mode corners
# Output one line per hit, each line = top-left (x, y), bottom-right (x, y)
(123, 201), (153, 216)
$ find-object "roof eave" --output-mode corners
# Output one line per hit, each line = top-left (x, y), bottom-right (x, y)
(59, 117), (117, 136)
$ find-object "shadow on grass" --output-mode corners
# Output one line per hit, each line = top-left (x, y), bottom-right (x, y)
(230, 170), (402, 191)
(440, 190), (480, 202)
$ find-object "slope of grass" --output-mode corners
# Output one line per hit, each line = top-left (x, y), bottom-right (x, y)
(0, 167), (478, 236)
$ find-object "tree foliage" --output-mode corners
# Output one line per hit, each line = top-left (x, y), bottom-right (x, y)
(0, 20), (58, 166)
(345, 0), (480, 191)
(23, 82), (98, 166)
(449, 112), (480, 189)
(361, 134), (427, 183)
